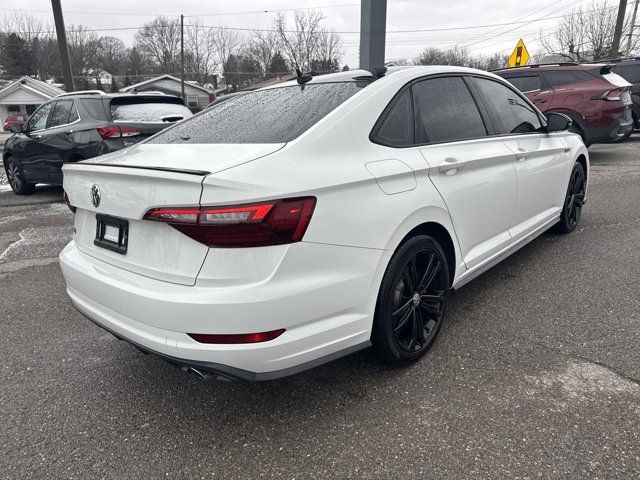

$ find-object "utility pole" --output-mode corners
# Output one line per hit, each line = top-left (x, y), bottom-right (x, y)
(360, 0), (387, 75)
(611, 0), (628, 58)
(51, 0), (74, 92)
(625, 0), (639, 57)
(180, 14), (185, 103)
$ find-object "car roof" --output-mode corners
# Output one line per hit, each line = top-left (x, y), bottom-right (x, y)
(257, 65), (502, 90)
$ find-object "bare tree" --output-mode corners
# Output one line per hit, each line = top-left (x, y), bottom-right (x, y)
(312, 29), (343, 73)
(213, 26), (244, 70)
(98, 36), (127, 76)
(134, 16), (181, 73)
(274, 10), (323, 71)
(66, 25), (102, 86)
(184, 19), (219, 84)
(246, 29), (282, 77)
(537, 2), (634, 61)
(0, 12), (57, 78)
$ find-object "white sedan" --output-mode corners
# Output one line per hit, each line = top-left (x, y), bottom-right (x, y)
(59, 66), (588, 381)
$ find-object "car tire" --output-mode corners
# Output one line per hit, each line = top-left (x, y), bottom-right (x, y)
(372, 235), (450, 365)
(553, 162), (586, 235)
(4, 156), (35, 195)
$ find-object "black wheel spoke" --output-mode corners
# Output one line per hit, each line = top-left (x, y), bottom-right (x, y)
(392, 299), (412, 318)
(393, 306), (413, 333)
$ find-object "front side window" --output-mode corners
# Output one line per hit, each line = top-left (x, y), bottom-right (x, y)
(413, 76), (487, 144)
(148, 82), (365, 144)
(26, 102), (53, 132)
(472, 77), (543, 135)
(373, 88), (414, 147)
(503, 74), (541, 93)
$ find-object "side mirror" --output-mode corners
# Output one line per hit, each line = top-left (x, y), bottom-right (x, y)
(9, 124), (23, 133)
(546, 112), (572, 133)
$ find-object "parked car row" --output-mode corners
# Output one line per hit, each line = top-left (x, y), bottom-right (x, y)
(2, 90), (192, 194)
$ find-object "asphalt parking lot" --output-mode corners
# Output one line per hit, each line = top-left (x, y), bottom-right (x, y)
(1, 136), (639, 479)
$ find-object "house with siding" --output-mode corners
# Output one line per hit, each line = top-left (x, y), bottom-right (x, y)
(0, 76), (64, 130)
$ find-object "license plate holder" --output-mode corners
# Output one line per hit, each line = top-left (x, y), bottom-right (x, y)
(94, 214), (129, 255)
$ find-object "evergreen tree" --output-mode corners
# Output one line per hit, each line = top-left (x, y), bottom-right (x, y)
(0, 33), (33, 77)
(267, 52), (289, 77)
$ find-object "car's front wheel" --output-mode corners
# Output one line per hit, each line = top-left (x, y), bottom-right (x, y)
(4, 157), (35, 195)
(372, 235), (450, 364)
(553, 161), (586, 234)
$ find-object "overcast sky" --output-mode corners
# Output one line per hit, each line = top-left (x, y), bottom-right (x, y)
(0, 0), (592, 67)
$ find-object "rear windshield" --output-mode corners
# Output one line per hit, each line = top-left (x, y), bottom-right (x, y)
(148, 82), (365, 144)
(612, 64), (640, 84)
(110, 98), (193, 123)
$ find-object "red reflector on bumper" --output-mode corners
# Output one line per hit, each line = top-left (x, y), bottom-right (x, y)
(187, 329), (285, 344)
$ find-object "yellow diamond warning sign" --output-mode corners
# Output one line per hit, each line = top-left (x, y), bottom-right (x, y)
(508, 39), (530, 67)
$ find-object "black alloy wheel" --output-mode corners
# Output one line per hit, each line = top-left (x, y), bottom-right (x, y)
(554, 162), (586, 234)
(372, 235), (450, 364)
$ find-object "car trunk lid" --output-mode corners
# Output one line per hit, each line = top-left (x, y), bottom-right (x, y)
(63, 143), (283, 285)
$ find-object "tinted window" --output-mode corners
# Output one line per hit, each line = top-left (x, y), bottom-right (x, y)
(82, 98), (108, 120)
(26, 102), (53, 131)
(374, 89), (413, 146)
(613, 64), (640, 84)
(48, 100), (74, 128)
(472, 77), (543, 134)
(110, 98), (192, 123)
(149, 83), (364, 144)
(503, 74), (541, 92)
(543, 70), (588, 87)
(412, 76), (487, 144)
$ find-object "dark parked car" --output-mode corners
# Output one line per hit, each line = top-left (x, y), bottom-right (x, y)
(2, 91), (192, 194)
(3, 113), (29, 132)
(493, 63), (633, 146)
(606, 57), (640, 129)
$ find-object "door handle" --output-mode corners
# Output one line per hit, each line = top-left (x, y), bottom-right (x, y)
(515, 148), (528, 161)
(31, 134), (42, 140)
(439, 157), (464, 174)
(65, 129), (75, 134)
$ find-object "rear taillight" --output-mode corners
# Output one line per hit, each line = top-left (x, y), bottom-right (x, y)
(63, 190), (76, 213)
(188, 329), (286, 344)
(596, 87), (627, 101)
(97, 125), (141, 139)
(143, 197), (316, 248)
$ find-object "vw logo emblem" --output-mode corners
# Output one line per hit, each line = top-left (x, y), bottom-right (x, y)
(91, 184), (101, 208)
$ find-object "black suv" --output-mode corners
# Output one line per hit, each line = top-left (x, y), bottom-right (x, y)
(3, 91), (192, 194)
(607, 57), (640, 129)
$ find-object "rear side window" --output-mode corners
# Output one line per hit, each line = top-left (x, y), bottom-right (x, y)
(543, 70), (590, 87)
(472, 77), (543, 134)
(149, 83), (364, 144)
(413, 76), (487, 144)
(81, 98), (108, 121)
(503, 74), (541, 92)
(48, 100), (75, 128)
(373, 89), (414, 147)
(110, 98), (192, 123)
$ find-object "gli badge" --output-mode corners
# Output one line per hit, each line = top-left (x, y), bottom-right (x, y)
(91, 184), (101, 208)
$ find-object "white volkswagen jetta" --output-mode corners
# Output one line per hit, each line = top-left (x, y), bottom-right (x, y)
(60, 66), (588, 381)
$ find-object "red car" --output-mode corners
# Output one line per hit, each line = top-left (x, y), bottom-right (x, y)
(494, 63), (633, 146)
(3, 113), (29, 132)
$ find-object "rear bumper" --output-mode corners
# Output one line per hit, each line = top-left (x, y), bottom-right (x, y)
(585, 108), (634, 144)
(60, 240), (386, 379)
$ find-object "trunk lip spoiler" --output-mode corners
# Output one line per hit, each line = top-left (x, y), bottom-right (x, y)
(73, 162), (211, 176)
